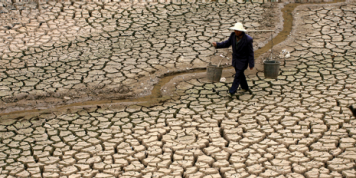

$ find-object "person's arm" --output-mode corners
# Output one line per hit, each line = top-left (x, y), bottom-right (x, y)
(212, 33), (233, 49)
(248, 38), (254, 70)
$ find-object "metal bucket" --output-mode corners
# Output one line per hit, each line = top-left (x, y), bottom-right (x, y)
(206, 64), (223, 82)
(264, 60), (280, 79)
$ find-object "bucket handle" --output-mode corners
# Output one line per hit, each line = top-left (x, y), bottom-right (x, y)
(210, 31), (220, 65)
(217, 57), (223, 67)
(210, 47), (216, 65)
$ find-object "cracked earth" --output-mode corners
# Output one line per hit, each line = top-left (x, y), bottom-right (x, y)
(0, 0), (281, 112)
(0, 0), (356, 178)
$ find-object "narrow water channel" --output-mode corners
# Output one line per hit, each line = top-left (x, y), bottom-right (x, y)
(0, 0), (345, 119)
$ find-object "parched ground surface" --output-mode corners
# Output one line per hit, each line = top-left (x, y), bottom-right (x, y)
(0, 0), (281, 113)
(0, 1), (356, 178)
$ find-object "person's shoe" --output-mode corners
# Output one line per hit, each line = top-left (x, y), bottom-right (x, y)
(238, 88), (252, 94)
(237, 88), (248, 92)
(243, 88), (253, 94)
(227, 90), (235, 96)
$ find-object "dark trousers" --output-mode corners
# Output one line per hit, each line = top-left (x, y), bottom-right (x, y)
(229, 67), (249, 94)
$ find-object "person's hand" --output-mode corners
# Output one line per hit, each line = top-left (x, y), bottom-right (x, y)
(212, 42), (217, 47)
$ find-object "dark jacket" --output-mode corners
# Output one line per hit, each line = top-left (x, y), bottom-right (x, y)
(216, 32), (254, 70)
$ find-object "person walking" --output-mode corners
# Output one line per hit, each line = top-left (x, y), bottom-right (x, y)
(212, 22), (254, 95)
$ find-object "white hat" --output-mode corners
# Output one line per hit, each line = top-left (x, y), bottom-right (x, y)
(229, 22), (247, 32)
